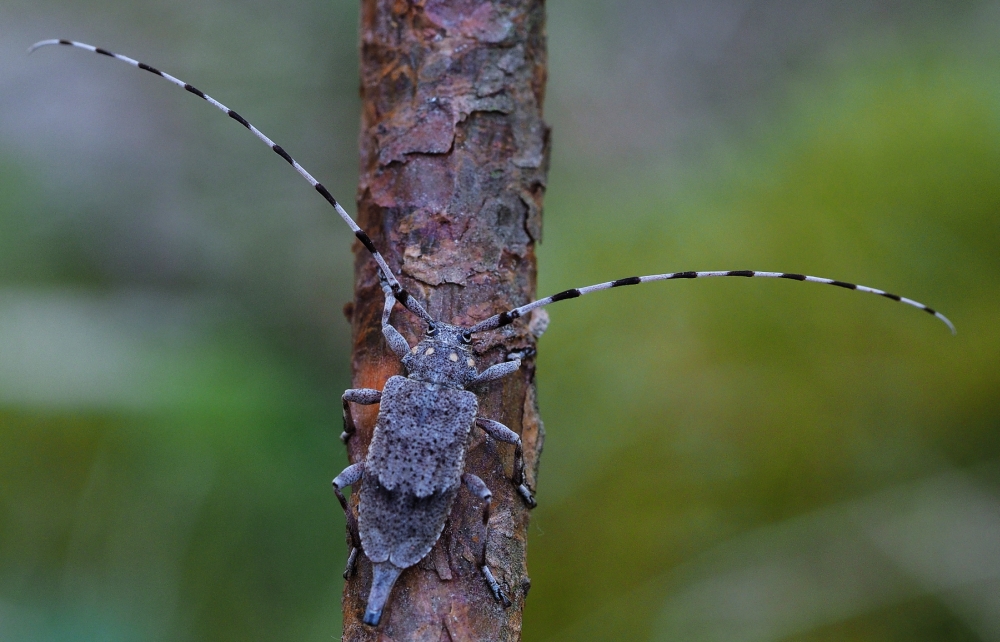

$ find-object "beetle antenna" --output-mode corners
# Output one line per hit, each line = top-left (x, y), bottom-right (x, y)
(467, 270), (955, 334)
(29, 38), (434, 325)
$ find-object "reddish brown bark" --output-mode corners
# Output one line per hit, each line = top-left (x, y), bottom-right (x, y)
(342, 1), (549, 640)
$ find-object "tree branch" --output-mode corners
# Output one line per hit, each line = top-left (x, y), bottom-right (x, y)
(342, 1), (549, 639)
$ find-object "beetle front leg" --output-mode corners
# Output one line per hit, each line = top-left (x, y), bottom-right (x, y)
(333, 462), (364, 578)
(378, 274), (413, 360)
(341, 388), (381, 444)
(470, 358), (521, 387)
(476, 417), (536, 508)
(462, 472), (511, 608)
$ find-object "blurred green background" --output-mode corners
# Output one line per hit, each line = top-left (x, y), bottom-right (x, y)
(2, 1), (998, 640)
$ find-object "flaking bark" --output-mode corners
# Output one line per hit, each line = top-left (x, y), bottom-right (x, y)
(343, 1), (549, 640)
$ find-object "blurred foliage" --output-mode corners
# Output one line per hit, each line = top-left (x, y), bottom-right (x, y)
(530, 31), (1000, 642)
(2, 1), (999, 641)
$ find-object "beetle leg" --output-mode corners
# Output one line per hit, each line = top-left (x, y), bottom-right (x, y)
(482, 565), (511, 608)
(462, 473), (511, 608)
(505, 347), (536, 362)
(343, 547), (359, 580)
(333, 463), (365, 578)
(462, 472), (493, 525)
(378, 280), (413, 359)
(341, 388), (381, 443)
(470, 358), (521, 387)
(475, 417), (537, 508)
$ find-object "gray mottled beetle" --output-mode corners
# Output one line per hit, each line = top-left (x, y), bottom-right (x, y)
(334, 276), (535, 625)
(31, 39), (956, 629)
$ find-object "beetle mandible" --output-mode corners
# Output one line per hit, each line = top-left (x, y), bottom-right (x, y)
(29, 38), (956, 629)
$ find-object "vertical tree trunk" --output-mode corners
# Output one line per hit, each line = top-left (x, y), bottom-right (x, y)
(343, 1), (549, 640)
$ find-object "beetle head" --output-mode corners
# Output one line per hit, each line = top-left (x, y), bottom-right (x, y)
(402, 322), (478, 388)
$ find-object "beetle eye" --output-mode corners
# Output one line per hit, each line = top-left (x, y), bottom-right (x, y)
(460, 332), (472, 345)
(426, 324), (438, 337)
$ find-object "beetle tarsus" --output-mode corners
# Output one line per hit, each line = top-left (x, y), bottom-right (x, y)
(482, 565), (512, 608)
(343, 547), (358, 579)
(518, 484), (537, 508)
(506, 348), (536, 361)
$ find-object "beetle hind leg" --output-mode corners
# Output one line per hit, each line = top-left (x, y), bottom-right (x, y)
(343, 547), (359, 579)
(462, 473), (512, 608)
(463, 472), (493, 524)
(333, 463), (364, 578)
(482, 565), (511, 608)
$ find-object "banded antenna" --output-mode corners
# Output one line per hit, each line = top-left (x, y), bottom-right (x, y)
(29, 38), (434, 325)
(31, 40), (954, 339)
(467, 270), (955, 334)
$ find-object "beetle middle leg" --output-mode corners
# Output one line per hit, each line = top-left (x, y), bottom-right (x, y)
(475, 417), (536, 508)
(333, 462), (365, 578)
(462, 472), (511, 608)
(341, 388), (382, 443)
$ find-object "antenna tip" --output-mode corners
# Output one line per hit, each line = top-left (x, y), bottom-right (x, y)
(932, 311), (956, 335)
(28, 39), (61, 54)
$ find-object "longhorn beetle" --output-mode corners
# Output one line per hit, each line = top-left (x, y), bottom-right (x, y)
(30, 39), (956, 628)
